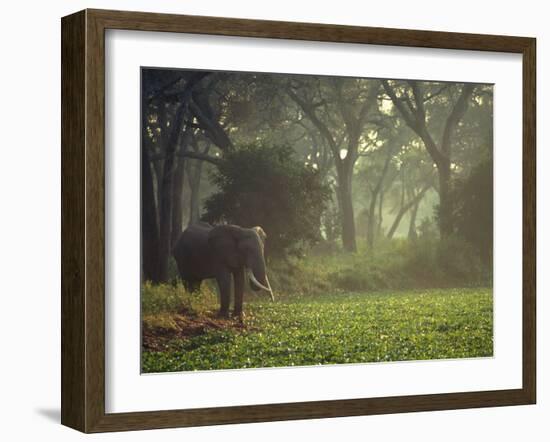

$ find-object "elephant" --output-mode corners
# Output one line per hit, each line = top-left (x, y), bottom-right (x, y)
(172, 222), (274, 319)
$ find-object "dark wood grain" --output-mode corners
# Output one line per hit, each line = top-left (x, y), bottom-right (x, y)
(61, 10), (86, 431)
(89, 8), (532, 53)
(85, 9), (107, 432)
(61, 8), (537, 433)
(522, 38), (536, 403)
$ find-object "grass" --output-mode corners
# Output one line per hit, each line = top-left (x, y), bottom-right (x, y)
(142, 288), (493, 373)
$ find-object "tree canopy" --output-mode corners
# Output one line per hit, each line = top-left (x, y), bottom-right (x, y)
(140, 68), (493, 282)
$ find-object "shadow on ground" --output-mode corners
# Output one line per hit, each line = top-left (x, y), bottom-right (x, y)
(35, 408), (60, 423)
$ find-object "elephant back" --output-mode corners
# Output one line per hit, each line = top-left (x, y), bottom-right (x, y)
(172, 222), (215, 279)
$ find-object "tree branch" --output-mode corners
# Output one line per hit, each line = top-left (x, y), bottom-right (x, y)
(180, 150), (222, 166)
(286, 85), (340, 162)
(441, 84), (475, 156)
(383, 80), (446, 169)
(382, 80), (417, 130)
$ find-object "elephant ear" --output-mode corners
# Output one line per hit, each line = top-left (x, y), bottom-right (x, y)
(208, 225), (243, 268)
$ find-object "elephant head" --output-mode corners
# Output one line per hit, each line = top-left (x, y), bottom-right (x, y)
(208, 225), (274, 301)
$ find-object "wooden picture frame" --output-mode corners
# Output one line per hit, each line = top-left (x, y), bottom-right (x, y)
(61, 8), (536, 433)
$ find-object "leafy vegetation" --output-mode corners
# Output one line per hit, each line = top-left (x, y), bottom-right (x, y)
(451, 159), (493, 264)
(202, 144), (330, 257)
(142, 288), (493, 372)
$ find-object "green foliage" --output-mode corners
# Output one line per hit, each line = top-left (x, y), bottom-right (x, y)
(142, 288), (493, 372)
(436, 236), (485, 283)
(141, 281), (218, 317)
(202, 144), (330, 257)
(452, 160), (493, 264)
(268, 237), (489, 296)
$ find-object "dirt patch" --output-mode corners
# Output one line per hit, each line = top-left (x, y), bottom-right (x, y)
(142, 312), (253, 352)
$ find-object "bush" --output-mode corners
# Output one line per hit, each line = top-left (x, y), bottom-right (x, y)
(266, 236), (490, 296)
(436, 236), (485, 285)
(202, 144), (330, 258)
(452, 160), (493, 266)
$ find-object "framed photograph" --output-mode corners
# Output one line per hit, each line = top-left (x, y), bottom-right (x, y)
(61, 9), (536, 433)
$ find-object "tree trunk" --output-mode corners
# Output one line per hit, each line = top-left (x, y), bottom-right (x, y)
(366, 196), (377, 251)
(157, 104), (187, 281)
(141, 96), (160, 283)
(366, 145), (393, 251)
(387, 178), (406, 240)
(437, 163), (453, 237)
(188, 160), (203, 224)
(152, 161), (163, 229)
(155, 73), (210, 281)
(171, 129), (193, 247)
(377, 189), (385, 237)
(141, 144), (160, 282)
(171, 155), (186, 247)
(336, 165), (357, 252)
(408, 199), (420, 240)
(186, 140), (209, 225)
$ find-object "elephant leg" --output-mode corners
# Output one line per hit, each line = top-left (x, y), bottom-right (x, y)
(190, 280), (202, 293)
(183, 278), (201, 293)
(233, 268), (245, 321)
(216, 271), (232, 318)
(176, 260), (186, 281)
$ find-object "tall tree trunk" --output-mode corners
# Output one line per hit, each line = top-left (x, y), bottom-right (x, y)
(187, 140), (209, 224)
(437, 162), (453, 237)
(366, 196), (377, 251)
(408, 199), (420, 240)
(152, 161), (163, 229)
(366, 145), (393, 251)
(157, 105), (187, 281)
(377, 189), (385, 237)
(336, 164), (357, 252)
(141, 144), (160, 282)
(188, 160), (204, 224)
(171, 155), (186, 247)
(141, 96), (160, 283)
(171, 129), (193, 247)
(156, 72), (209, 281)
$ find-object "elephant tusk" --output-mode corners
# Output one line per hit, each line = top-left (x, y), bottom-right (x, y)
(265, 275), (275, 302)
(248, 269), (272, 294)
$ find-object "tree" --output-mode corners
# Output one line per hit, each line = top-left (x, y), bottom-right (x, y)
(141, 70), (218, 281)
(286, 77), (381, 252)
(202, 144), (330, 258)
(385, 139), (435, 239)
(382, 80), (474, 237)
(356, 140), (397, 249)
(155, 73), (211, 281)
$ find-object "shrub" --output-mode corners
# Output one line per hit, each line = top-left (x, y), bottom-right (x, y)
(436, 236), (485, 285)
(265, 236), (490, 296)
(452, 160), (493, 266)
(202, 144), (330, 258)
